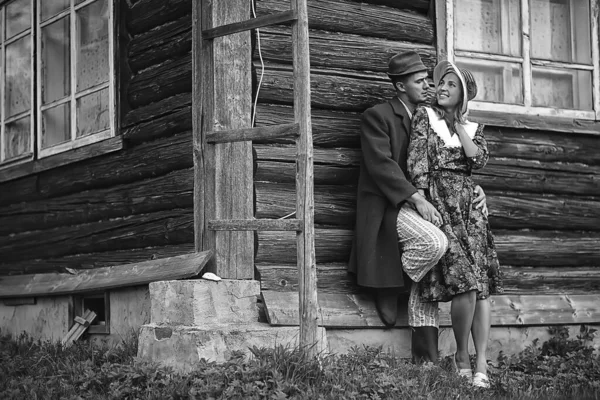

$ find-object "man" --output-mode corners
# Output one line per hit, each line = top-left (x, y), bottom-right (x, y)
(349, 51), (487, 363)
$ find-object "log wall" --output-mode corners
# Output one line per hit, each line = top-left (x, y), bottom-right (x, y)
(252, 0), (600, 297)
(0, 0), (195, 275)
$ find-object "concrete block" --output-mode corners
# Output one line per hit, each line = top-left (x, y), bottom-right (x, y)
(137, 323), (328, 372)
(149, 279), (261, 325)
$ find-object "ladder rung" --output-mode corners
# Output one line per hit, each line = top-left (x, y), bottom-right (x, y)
(208, 219), (303, 231)
(206, 123), (299, 144)
(202, 10), (297, 40)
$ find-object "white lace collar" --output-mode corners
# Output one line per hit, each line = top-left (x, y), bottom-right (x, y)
(424, 107), (478, 148)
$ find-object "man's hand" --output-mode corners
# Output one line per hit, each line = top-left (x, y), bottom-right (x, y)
(408, 192), (443, 226)
(473, 185), (488, 217)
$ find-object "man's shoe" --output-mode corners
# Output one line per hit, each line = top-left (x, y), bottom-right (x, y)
(411, 326), (439, 364)
(375, 288), (398, 328)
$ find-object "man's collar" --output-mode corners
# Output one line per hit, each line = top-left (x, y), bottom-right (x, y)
(397, 97), (413, 120)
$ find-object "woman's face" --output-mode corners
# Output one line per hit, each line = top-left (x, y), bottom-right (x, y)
(436, 72), (463, 111)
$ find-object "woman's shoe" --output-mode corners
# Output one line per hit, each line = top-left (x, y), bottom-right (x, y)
(452, 354), (473, 381)
(473, 372), (490, 388)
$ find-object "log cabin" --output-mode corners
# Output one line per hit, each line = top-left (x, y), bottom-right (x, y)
(0, 0), (599, 362)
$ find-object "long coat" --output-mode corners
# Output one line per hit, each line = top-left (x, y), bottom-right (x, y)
(348, 97), (418, 289)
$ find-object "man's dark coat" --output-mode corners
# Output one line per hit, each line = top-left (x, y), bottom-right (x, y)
(348, 97), (418, 289)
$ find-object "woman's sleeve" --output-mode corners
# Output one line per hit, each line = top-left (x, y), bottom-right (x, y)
(467, 124), (489, 169)
(408, 107), (431, 189)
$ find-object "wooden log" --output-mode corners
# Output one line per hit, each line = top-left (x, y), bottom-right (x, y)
(203, 10), (297, 39)
(254, 104), (600, 165)
(0, 175), (38, 207)
(254, 104), (361, 148)
(128, 54), (192, 109)
(34, 132), (193, 203)
(256, 26), (437, 73)
(128, 0), (190, 35)
(255, 182), (600, 231)
(122, 92), (191, 128)
(262, 291), (600, 327)
(256, 229), (600, 266)
(123, 106), (192, 144)
(255, 182), (356, 227)
(256, 0), (434, 44)
(0, 168), (193, 236)
(254, 146), (600, 196)
(0, 251), (212, 298)
(257, 63), (391, 112)
(207, 123), (298, 144)
(345, 0), (430, 13)
(257, 263), (600, 296)
(0, 209), (194, 264)
(0, 244), (195, 276)
(128, 15), (192, 73)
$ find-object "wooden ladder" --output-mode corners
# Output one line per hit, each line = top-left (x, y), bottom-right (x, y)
(192, 2), (318, 350)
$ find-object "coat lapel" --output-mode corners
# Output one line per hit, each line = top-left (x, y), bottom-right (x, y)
(390, 97), (411, 137)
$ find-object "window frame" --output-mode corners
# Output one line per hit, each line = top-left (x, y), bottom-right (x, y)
(438, 0), (600, 120)
(0, 0), (117, 171)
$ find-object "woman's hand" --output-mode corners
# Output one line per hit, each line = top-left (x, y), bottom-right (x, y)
(473, 185), (488, 217)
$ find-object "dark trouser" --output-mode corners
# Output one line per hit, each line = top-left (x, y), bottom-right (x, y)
(411, 326), (439, 364)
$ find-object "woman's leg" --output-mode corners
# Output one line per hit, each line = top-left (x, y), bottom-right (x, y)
(451, 290), (477, 369)
(471, 297), (491, 374)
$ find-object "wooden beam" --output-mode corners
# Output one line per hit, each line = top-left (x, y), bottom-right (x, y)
(261, 291), (600, 328)
(208, 218), (302, 231)
(202, 10), (297, 39)
(0, 251), (212, 298)
(206, 123), (298, 144)
(292, 0), (319, 355)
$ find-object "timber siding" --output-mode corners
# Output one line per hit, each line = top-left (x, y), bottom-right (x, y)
(0, 0), (599, 300)
(0, 0), (195, 275)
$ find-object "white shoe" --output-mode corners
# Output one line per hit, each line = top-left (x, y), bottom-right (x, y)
(452, 354), (473, 382)
(473, 372), (490, 388)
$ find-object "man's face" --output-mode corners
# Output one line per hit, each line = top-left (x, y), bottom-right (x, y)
(397, 71), (430, 104)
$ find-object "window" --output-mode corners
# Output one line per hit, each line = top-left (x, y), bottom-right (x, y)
(73, 291), (110, 334)
(0, 0), (115, 167)
(442, 0), (600, 119)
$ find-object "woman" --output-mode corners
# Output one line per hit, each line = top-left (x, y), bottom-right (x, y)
(407, 61), (503, 388)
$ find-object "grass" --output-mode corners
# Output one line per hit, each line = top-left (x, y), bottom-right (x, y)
(0, 326), (598, 399)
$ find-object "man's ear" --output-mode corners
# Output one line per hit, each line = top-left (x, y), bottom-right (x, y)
(394, 81), (406, 93)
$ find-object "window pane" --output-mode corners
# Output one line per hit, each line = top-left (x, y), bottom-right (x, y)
(455, 0), (521, 56)
(5, 36), (31, 117)
(77, 88), (109, 137)
(6, 0), (31, 39)
(42, 103), (70, 149)
(41, 17), (70, 104)
(41, 0), (70, 21)
(5, 116), (30, 160)
(531, 0), (591, 64)
(456, 57), (523, 104)
(76, 0), (109, 91)
(532, 67), (592, 110)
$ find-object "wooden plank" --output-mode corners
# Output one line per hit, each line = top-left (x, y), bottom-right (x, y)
(0, 137), (124, 183)
(3, 297), (36, 306)
(206, 123), (298, 144)
(256, 0), (434, 44)
(202, 11), (297, 39)
(261, 291), (600, 327)
(257, 263), (600, 296)
(208, 219), (302, 231)
(256, 229), (600, 266)
(0, 251), (212, 298)
(62, 310), (97, 347)
(0, 244), (195, 276)
(292, 0), (319, 353)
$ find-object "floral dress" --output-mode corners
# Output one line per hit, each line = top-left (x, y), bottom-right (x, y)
(407, 106), (503, 302)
